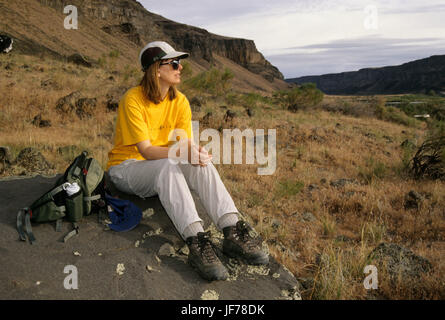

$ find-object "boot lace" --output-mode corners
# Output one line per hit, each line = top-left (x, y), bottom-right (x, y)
(198, 232), (217, 263)
(234, 221), (258, 251)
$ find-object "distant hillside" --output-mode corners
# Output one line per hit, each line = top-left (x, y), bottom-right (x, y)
(0, 0), (288, 93)
(286, 55), (445, 95)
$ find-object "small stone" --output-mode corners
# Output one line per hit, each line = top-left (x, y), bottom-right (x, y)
(135, 240), (140, 248)
(247, 265), (270, 276)
(271, 220), (281, 230)
(280, 286), (302, 300)
(330, 178), (357, 188)
(73, 251), (81, 256)
(308, 184), (319, 191)
(179, 245), (189, 256)
(146, 265), (155, 272)
(158, 243), (175, 257)
(404, 190), (423, 210)
(36, 281), (41, 286)
(142, 208), (155, 219)
(272, 273), (280, 278)
(301, 212), (316, 222)
(116, 263), (125, 275)
(201, 290), (219, 300)
(143, 228), (163, 238)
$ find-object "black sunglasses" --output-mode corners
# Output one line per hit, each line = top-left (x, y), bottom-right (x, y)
(160, 59), (181, 70)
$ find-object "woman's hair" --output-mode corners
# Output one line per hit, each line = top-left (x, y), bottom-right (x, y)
(139, 60), (177, 104)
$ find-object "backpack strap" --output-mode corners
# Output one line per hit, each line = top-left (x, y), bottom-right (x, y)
(29, 182), (70, 211)
(63, 222), (79, 242)
(17, 208), (28, 241)
(55, 219), (63, 232)
(16, 208), (36, 244)
(48, 183), (69, 199)
(84, 195), (101, 201)
(24, 211), (36, 244)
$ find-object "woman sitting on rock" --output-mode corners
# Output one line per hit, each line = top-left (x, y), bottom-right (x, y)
(106, 41), (268, 281)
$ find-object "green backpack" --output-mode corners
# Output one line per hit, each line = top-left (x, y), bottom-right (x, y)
(17, 151), (107, 244)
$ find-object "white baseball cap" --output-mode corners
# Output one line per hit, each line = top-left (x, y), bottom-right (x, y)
(139, 41), (189, 71)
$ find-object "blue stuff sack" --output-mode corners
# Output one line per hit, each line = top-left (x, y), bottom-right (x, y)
(105, 193), (142, 232)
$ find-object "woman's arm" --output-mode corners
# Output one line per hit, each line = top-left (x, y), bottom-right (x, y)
(136, 139), (171, 160)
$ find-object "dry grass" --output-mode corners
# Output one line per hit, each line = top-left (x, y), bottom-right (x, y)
(1, 53), (444, 299)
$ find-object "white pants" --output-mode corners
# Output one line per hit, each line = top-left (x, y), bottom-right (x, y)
(108, 159), (239, 239)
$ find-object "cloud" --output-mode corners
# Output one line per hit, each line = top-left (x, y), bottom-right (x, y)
(267, 36), (445, 78)
(139, 1), (445, 78)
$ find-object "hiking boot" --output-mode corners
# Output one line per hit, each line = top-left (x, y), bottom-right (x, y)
(222, 220), (269, 265)
(186, 231), (228, 281)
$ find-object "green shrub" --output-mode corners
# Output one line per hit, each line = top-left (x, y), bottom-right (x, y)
(411, 120), (445, 180)
(383, 106), (418, 127)
(275, 83), (324, 112)
(97, 54), (107, 68)
(225, 92), (240, 106)
(358, 157), (387, 184)
(180, 60), (193, 79)
(387, 94), (445, 121)
(183, 67), (234, 96)
(276, 179), (304, 197)
(122, 64), (139, 83)
(109, 50), (120, 58)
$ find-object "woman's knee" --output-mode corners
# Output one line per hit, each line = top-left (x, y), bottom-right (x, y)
(157, 158), (183, 173)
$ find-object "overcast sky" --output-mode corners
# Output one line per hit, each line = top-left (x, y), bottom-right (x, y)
(139, 0), (445, 78)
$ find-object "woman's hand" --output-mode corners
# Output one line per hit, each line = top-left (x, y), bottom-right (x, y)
(189, 143), (212, 166)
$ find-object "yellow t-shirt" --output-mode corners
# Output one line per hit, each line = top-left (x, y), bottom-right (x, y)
(107, 86), (193, 169)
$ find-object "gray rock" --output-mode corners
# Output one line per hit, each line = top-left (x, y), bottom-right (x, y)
(224, 110), (236, 122)
(0, 146), (12, 164)
(297, 277), (315, 290)
(105, 87), (128, 112)
(14, 148), (52, 174)
(31, 114), (51, 128)
(106, 99), (119, 112)
(0, 146), (12, 174)
(404, 190), (423, 210)
(158, 243), (176, 257)
(55, 92), (97, 119)
(368, 243), (433, 283)
(301, 212), (316, 222)
(0, 35), (13, 53)
(75, 97), (97, 119)
(330, 178), (358, 188)
(67, 53), (92, 68)
(55, 91), (82, 114)
(308, 184), (319, 191)
(189, 96), (203, 112)
(0, 174), (302, 299)
(201, 112), (212, 125)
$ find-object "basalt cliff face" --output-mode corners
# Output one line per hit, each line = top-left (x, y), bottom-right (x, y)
(1, 0), (284, 91)
(286, 55), (445, 95)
